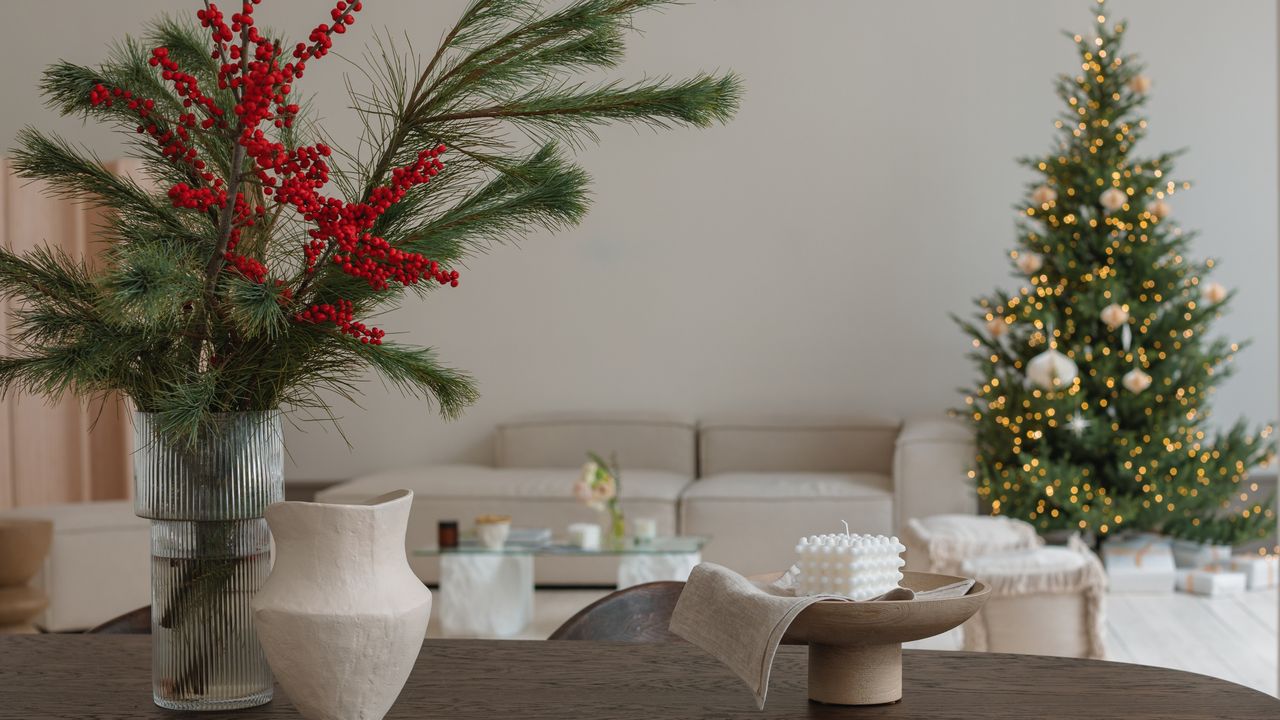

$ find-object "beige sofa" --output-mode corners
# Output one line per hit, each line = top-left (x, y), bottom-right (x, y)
(317, 413), (976, 584)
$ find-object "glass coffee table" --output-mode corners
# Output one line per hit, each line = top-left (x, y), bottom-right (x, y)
(414, 537), (707, 637)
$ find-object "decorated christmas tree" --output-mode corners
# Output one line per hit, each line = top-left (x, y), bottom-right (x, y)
(956, 0), (1275, 544)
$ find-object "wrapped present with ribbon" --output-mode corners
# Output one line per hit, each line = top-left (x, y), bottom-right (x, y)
(1229, 554), (1278, 591)
(1175, 565), (1248, 597)
(1171, 539), (1234, 569)
(1100, 533), (1176, 594)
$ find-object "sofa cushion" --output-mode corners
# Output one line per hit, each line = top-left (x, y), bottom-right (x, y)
(679, 472), (892, 501)
(316, 464), (690, 503)
(697, 416), (901, 476)
(679, 472), (894, 575)
(494, 413), (696, 476)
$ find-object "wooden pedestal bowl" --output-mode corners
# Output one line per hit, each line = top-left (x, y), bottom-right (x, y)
(776, 570), (989, 706)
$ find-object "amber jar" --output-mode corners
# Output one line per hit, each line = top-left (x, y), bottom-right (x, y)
(437, 520), (459, 549)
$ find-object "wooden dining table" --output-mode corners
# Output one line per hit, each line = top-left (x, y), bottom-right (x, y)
(1, 635), (1276, 719)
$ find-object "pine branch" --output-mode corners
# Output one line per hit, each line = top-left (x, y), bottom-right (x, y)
(0, 245), (98, 312)
(224, 276), (289, 340)
(400, 142), (589, 252)
(98, 242), (205, 332)
(10, 129), (192, 236)
(417, 74), (742, 142)
(344, 340), (479, 419)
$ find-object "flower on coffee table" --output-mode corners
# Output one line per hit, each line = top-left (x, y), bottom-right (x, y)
(576, 460), (616, 510)
(577, 453), (625, 544)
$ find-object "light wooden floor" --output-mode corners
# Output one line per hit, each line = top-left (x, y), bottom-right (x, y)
(428, 587), (1280, 697)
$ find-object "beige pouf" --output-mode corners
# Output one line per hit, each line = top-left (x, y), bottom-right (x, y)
(0, 519), (53, 633)
(960, 537), (1107, 659)
(904, 514), (1042, 574)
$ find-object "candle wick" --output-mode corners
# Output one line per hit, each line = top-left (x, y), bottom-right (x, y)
(841, 519), (850, 537)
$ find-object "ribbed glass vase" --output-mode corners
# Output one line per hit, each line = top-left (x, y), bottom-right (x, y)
(133, 411), (283, 711)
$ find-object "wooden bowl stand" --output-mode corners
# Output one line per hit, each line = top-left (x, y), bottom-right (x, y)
(778, 570), (990, 705)
(808, 642), (903, 705)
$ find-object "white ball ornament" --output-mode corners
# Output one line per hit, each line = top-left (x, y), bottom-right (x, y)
(1122, 368), (1153, 394)
(1026, 348), (1079, 390)
(1128, 74), (1152, 94)
(1100, 188), (1127, 212)
(1100, 303), (1129, 329)
(1147, 199), (1171, 219)
(1016, 252), (1044, 274)
(986, 317), (1007, 338)
(1031, 185), (1057, 205)
(1202, 281), (1227, 305)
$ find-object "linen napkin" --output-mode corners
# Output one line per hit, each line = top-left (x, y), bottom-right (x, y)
(669, 562), (975, 708)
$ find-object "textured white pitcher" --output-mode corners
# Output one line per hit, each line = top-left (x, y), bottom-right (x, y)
(253, 489), (431, 720)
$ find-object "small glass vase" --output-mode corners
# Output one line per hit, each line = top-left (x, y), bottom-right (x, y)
(133, 411), (283, 711)
(605, 504), (626, 549)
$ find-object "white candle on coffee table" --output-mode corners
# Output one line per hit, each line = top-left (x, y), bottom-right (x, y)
(568, 523), (602, 551)
(634, 517), (658, 542)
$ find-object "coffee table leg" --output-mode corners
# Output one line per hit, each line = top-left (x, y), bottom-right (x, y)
(438, 554), (534, 637)
(616, 552), (701, 589)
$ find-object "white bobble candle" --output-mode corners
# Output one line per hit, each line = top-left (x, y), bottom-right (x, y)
(794, 527), (906, 599)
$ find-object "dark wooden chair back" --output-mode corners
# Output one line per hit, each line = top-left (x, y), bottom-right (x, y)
(86, 606), (151, 634)
(548, 581), (685, 642)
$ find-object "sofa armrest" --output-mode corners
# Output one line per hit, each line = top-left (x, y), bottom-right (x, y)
(892, 416), (977, 532)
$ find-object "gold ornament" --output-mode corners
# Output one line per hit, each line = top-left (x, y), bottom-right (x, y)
(1202, 281), (1227, 304)
(1031, 185), (1057, 205)
(1100, 188), (1127, 212)
(1026, 348), (1078, 389)
(1128, 74), (1152, 94)
(1122, 368), (1153, 394)
(1101, 303), (1129, 329)
(1016, 252), (1044, 274)
(1147, 199), (1171, 219)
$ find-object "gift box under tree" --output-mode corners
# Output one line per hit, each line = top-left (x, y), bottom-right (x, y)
(1175, 565), (1248, 597)
(1229, 554), (1279, 591)
(1100, 534), (1176, 594)
(1171, 539), (1233, 569)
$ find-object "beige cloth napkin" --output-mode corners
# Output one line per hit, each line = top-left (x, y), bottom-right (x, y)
(669, 562), (975, 708)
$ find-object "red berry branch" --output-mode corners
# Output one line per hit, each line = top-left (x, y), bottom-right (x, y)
(90, 0), (453, 347)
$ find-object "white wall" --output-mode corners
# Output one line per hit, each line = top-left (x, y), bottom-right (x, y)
(0, 1), (1274, 480)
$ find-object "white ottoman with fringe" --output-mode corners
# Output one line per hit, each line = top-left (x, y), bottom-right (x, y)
(904, 514), (1042, 575)
(960, 537), (1107, 659)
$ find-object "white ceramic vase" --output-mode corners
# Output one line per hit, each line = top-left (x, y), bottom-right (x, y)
(253, 489), (431, 720)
